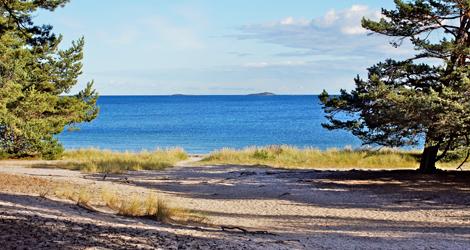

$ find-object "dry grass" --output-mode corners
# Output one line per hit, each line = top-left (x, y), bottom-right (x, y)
(0, 173), (203, 224)
(33, 148), (188, 173)
(201, 145), (468, 170)
(0, 173), (97, 206)
(38, 188), (51, 198)
(77, 188), (92, 206)
(57, 186), (180, 222)
(201, 146), (427, 170)
(101, 187), (121, 210)
(0, 173), (60, 195)
(100, 189), (205, 223)
(118, 196), (143, 217)
(54, 185), (87, 202)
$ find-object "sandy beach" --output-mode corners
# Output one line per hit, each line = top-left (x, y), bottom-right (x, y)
(2, 1), (469, 249)
(1, 158), (470, 249)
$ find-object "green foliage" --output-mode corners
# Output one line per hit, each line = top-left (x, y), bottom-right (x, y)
(438, 149), (468, 163)
(0, 1), (98, 159)
(0, 150), (8, 159)
(320, 1), (470, 170)
(253, 148), (273, 160)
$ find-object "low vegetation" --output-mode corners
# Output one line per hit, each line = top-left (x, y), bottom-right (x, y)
(100, 189), (204, 223)
(34, 148), (188, 173)
(54, 183), (204, 223)
(0, 173), (60, 195)
(0, 173), (203, 224)
(201, 146), (467, 170)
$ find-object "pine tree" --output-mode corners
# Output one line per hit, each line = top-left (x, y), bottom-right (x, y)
(0, 0), (98, 159)
(320, 0), (470, 173)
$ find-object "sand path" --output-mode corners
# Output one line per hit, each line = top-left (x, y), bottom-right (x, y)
(1, 158), (470, 249)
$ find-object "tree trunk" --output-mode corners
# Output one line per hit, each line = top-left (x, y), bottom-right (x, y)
(419, 145), (439, 173)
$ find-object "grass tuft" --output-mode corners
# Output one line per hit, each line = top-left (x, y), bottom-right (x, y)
(55, 185), (78, 201)
(118, 196), (143, 217)
(101, 189), (174, 222)
(38, 188), (52, 198)
(77, 188), (92, 206)
(101, 187), (121, 210)
(100, 189), (204, 223)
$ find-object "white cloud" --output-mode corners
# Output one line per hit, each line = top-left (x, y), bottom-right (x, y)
(235, 5), (409, 59)
(280, 17), (295, 25)
(279, 17), (310, 26)
(341, 25), (367, 35)
(349, 5), (369, 15)
(332, 5), (381, 35)
(322, 10), (338, 26)
(243, 60), (308, 68)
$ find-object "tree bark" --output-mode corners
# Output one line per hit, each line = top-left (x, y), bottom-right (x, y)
(419, 145), (439, 173)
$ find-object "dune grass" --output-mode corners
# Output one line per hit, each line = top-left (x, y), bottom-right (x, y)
(100, 188), (206, 224)
(35, 180), (205, 224)
(200, 145), (464, 170)
(34, 148), (188, 173)
(55, 184), (179, 221)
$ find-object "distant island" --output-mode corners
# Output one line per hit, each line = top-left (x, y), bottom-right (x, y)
(247, 92), (276, 96)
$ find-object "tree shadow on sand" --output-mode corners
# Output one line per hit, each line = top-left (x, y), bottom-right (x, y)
(84, 165), (470, 212)
(0, 192), (271, 249)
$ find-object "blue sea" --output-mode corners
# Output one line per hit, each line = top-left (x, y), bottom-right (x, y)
(58, 95), (362, 154)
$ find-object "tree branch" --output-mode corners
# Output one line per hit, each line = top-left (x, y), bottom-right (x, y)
(0, 0), (32, 39)
(457, 135), (470, 170)
(436, 136), (454, 162)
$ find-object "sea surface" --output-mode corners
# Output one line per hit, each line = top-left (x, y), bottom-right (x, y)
(58, 95), (362, 154)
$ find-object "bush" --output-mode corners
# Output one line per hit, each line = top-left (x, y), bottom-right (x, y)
(253, 149), (272, 160)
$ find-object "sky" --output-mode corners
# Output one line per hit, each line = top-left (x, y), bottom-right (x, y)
(35, 0), (411, 95)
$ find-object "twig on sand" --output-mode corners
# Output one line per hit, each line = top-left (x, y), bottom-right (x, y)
(278, 192), (290, 197)
(76, 202), (99, 213)
(221, 225), (274, 235)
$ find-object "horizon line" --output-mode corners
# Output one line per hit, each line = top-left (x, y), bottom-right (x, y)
(66, 94), (335, 97)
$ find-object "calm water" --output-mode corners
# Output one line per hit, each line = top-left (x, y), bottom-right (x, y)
(58, 95), (362, 154)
